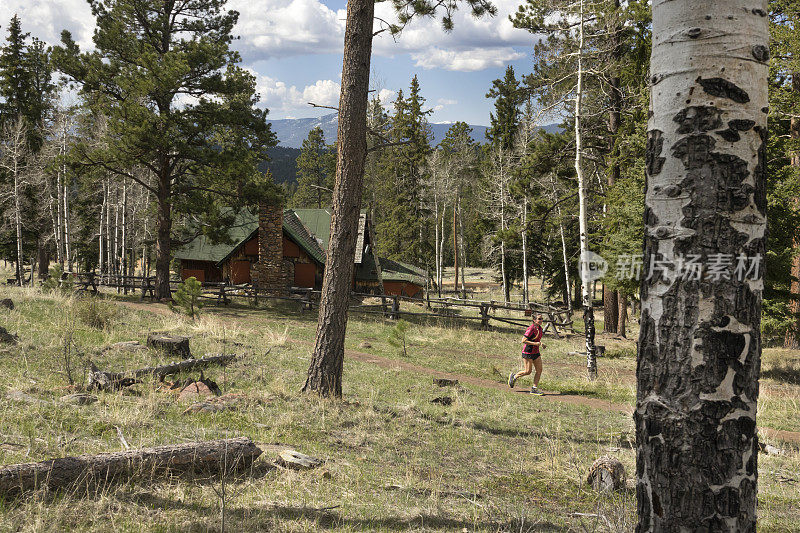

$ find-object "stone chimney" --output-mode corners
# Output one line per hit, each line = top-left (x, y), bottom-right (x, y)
(251, 201), (289, 293)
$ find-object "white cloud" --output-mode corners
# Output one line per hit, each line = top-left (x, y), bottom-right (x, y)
(438, 98), (458, 106)
(231, 0), (532, 71)
(0, 0), (94, 50)
(230, 0), (345, 60)
(254, 74), (340, 116)
(377, 88), (396, 104)
(411, 47), (524, 72)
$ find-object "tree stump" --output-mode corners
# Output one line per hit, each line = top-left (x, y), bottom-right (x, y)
(0, 326), (18, 345)
(586, 455), (626, 492)
(147, 333), (191, 359)
(0, 298), (14, 310)
(0, 437), (262, 496)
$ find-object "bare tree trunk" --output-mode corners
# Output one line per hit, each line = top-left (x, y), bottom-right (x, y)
(603, 0), (623, 334)
(64, 175), (71, 272)
(13, 152), (24, 287)
(453, 199), (458, 291)
(106, 181), (112, 283)
(122, 185), (128, 294)
(458, 195), (466, 296)
(521, 197), (528, 304)
(636, 2), (767, 530)
(439, 205), (446, 296)
(574, 0), (597, 380)
(785, 77), (800, 349)
(99, 182), (106, 277)
(56, 155), (64, 267)
(433, 198), (439, 294)
(617, 292), (627, 338)
(155, 171), (173, 300)
(304, 0), (374, 397)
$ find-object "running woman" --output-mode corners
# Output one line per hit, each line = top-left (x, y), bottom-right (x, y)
(508, 314), (545, 395)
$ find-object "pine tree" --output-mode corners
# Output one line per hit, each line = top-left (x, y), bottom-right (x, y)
(0, 16), (31, 126)
(305, 0), (495, 397)
(770, 0), (800, 347)
(293, 127), (334, 208)
(374, 77), (433, 265)
(54, 0), (279, 300)
(485, 65), (521, 150)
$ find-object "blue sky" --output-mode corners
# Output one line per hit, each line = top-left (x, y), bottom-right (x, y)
(1, 0), (540, 125)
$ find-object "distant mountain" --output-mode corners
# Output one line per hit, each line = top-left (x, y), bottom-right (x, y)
(263, 114), (562, 185)
(269, 112), (560, 148)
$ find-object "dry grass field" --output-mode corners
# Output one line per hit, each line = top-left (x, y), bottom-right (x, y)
(0, 285), (797, 532)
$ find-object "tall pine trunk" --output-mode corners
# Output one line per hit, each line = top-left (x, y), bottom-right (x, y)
(304, 0), (373, 397)
(636, 2), (767, 530)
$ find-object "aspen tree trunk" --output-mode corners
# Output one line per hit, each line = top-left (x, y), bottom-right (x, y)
(56, 159), (64, 267)
(122, 185), (128, 294)
(521, 197), (528, 304)
(574, 0), (597, 380)
(499, 150), (510, 303)
(304, 0), (373, 397)
(106, 182), (112, 282)
(551, 174), (573, 316)
(434, 199), (440, 293)
(636, 2), (768, 530)
(64, 178), (71, 272)
(48, 194), (59, 269)
(453, 201), (458, 291)
(13, 156), (23, 287)
(154, 170), (173, 300)
(62, 120), (72, 272)
(458, 195), (466, 296)
(784, 77), (800, 349)
(99, 183), (105, 277)
(439, 206), (446, 296)
(603, 0), (622, 334)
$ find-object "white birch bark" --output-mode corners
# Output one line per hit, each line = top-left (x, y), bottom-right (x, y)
(521, 197), (528, 304)
(636, 1), (768, 530)
(574, 0), (597, 380)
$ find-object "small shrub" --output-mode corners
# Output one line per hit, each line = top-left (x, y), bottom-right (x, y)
(387, 319), (409, 357)
(172, 277), (203, 318)
(41, 265), (74, 294)
(75, 297), (118, 329)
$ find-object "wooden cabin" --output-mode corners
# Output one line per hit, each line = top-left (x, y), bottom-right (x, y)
(175, 206), (426, 297)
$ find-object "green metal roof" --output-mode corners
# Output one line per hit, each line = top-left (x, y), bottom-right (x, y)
(176, 207), (426, 287)
(174, 209), (258, 263)
(292, 209), (332, 251)
(283, 211), (326, 265)
(174, 208), (325, 266)
(357, 254), (428, 286)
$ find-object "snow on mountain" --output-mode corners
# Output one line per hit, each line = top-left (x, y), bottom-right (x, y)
(268, 113), (490, 148)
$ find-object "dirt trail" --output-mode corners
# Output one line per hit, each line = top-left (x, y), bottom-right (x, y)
(119, 300), (800, 444)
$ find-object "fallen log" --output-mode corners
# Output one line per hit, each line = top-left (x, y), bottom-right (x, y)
(0, 437), (262, 496)
(88, 353), (238, 391)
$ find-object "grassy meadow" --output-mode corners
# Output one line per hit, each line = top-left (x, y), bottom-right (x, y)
(0, 284), (797, 532)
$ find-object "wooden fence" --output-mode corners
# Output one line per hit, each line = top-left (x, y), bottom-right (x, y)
(69, 273), (574, 335)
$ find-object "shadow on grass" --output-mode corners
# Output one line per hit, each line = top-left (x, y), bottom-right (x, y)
(130, 493), (564, 531)
(762, 364), (800, 386)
